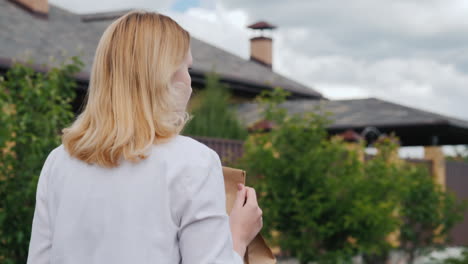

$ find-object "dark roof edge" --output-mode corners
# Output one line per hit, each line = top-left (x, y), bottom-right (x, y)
(291, 97), (468, 127)
(0, 57), (320, 99)
(327, 120), (453, 131)
(0, 57), (89, 86)
(189, 69), (322, 99)
(363, 97), (468, 128)
(238, 99), (468, 129)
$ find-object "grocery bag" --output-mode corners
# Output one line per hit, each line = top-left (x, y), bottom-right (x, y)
(223, 166), (277, 264)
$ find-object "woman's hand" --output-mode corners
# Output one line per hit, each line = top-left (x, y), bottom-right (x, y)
(229, 183), (263, 259)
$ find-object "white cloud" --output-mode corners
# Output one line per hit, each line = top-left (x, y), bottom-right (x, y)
(166, 5), (250, 59)
(171, 0), (468, 123)
(276, 46), (468, 120)
(209, 0), (468, 122)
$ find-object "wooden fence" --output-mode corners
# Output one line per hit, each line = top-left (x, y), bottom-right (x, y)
(446, 160), (468, 246)
(190, 136), (244, 165)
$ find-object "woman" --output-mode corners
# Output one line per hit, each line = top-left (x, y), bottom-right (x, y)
(27, 10), (262, 264)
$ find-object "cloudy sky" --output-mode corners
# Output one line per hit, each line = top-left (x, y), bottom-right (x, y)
(50, 0), (467, 156)
(49, 0), (468, 119)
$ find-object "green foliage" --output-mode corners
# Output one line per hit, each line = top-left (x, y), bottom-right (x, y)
(358, 137), (407, 263)
(0, 57), (82, 263)
(399, 163), (467, 264)
(239, 88), (403, 263)
(183, 72), (248, 140)
(360, 137), (466, 264)
(238, 87), (467, 264)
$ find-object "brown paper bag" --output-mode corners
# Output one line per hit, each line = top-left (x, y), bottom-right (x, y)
(223, 166), (277, 264)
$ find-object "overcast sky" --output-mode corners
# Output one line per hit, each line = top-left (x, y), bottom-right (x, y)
(49, 0), (468, 119)
(49, 0), (467, 156)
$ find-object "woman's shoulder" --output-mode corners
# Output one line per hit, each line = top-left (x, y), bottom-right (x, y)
(44, 144), (66, 164)
(152, 135), (219, 166)
(36, 144), (69, 183)
(48, 144), (76, 163)
(167, 135), (213, 153)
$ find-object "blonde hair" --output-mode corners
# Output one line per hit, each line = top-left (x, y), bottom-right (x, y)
(62, 10), (191, 168)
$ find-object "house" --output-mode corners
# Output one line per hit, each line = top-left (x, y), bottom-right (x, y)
(2, 0), (468, 246)
(2, 0), (468, 147)
(0, 0), (323, 113)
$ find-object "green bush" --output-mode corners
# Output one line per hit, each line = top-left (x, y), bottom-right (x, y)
(239, 88), (402, 263)
(238, 87), (467, 264)
(0, 57), (82, 263)
(183, 72), (248, 140)
(399, 163), (467, 264)
(360, 138), (466, 264)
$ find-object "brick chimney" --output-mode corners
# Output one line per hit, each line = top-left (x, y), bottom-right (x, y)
(9, 0), (49, 17)
(247, 21), (277, 69)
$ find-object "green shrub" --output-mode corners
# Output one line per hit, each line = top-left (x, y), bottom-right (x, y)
(238, 87), (467, 264)
(0, 57), (82, 263)
(399, 163), (467, 264)
(239, 88), (403, 263)
(183, 72), (248, 140)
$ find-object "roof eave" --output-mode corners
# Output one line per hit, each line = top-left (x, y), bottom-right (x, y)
(190, 69), (322, 99)
(0, 57), (320, 99)
(326, 122), (468, 146)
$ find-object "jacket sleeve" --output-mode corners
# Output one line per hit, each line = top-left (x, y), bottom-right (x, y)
(27, 149), (57, 264)
(177, 149), (244, 264)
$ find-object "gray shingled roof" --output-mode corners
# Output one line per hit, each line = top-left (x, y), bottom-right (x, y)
(0, 1), (323, 99)
(236, 98), (468, 146)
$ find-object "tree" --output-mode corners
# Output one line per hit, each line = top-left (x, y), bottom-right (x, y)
(398, 164), (467, 264)
(360, 137), (466, 264)
(183, 72), (248, 140)
(239, 88), (403, 264)
(0, 57), (83, 263)
(237, 87), (467, 264)
(359, 136), (407, 264)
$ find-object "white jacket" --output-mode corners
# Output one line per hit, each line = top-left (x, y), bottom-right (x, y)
(27, 135), (244, 264)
